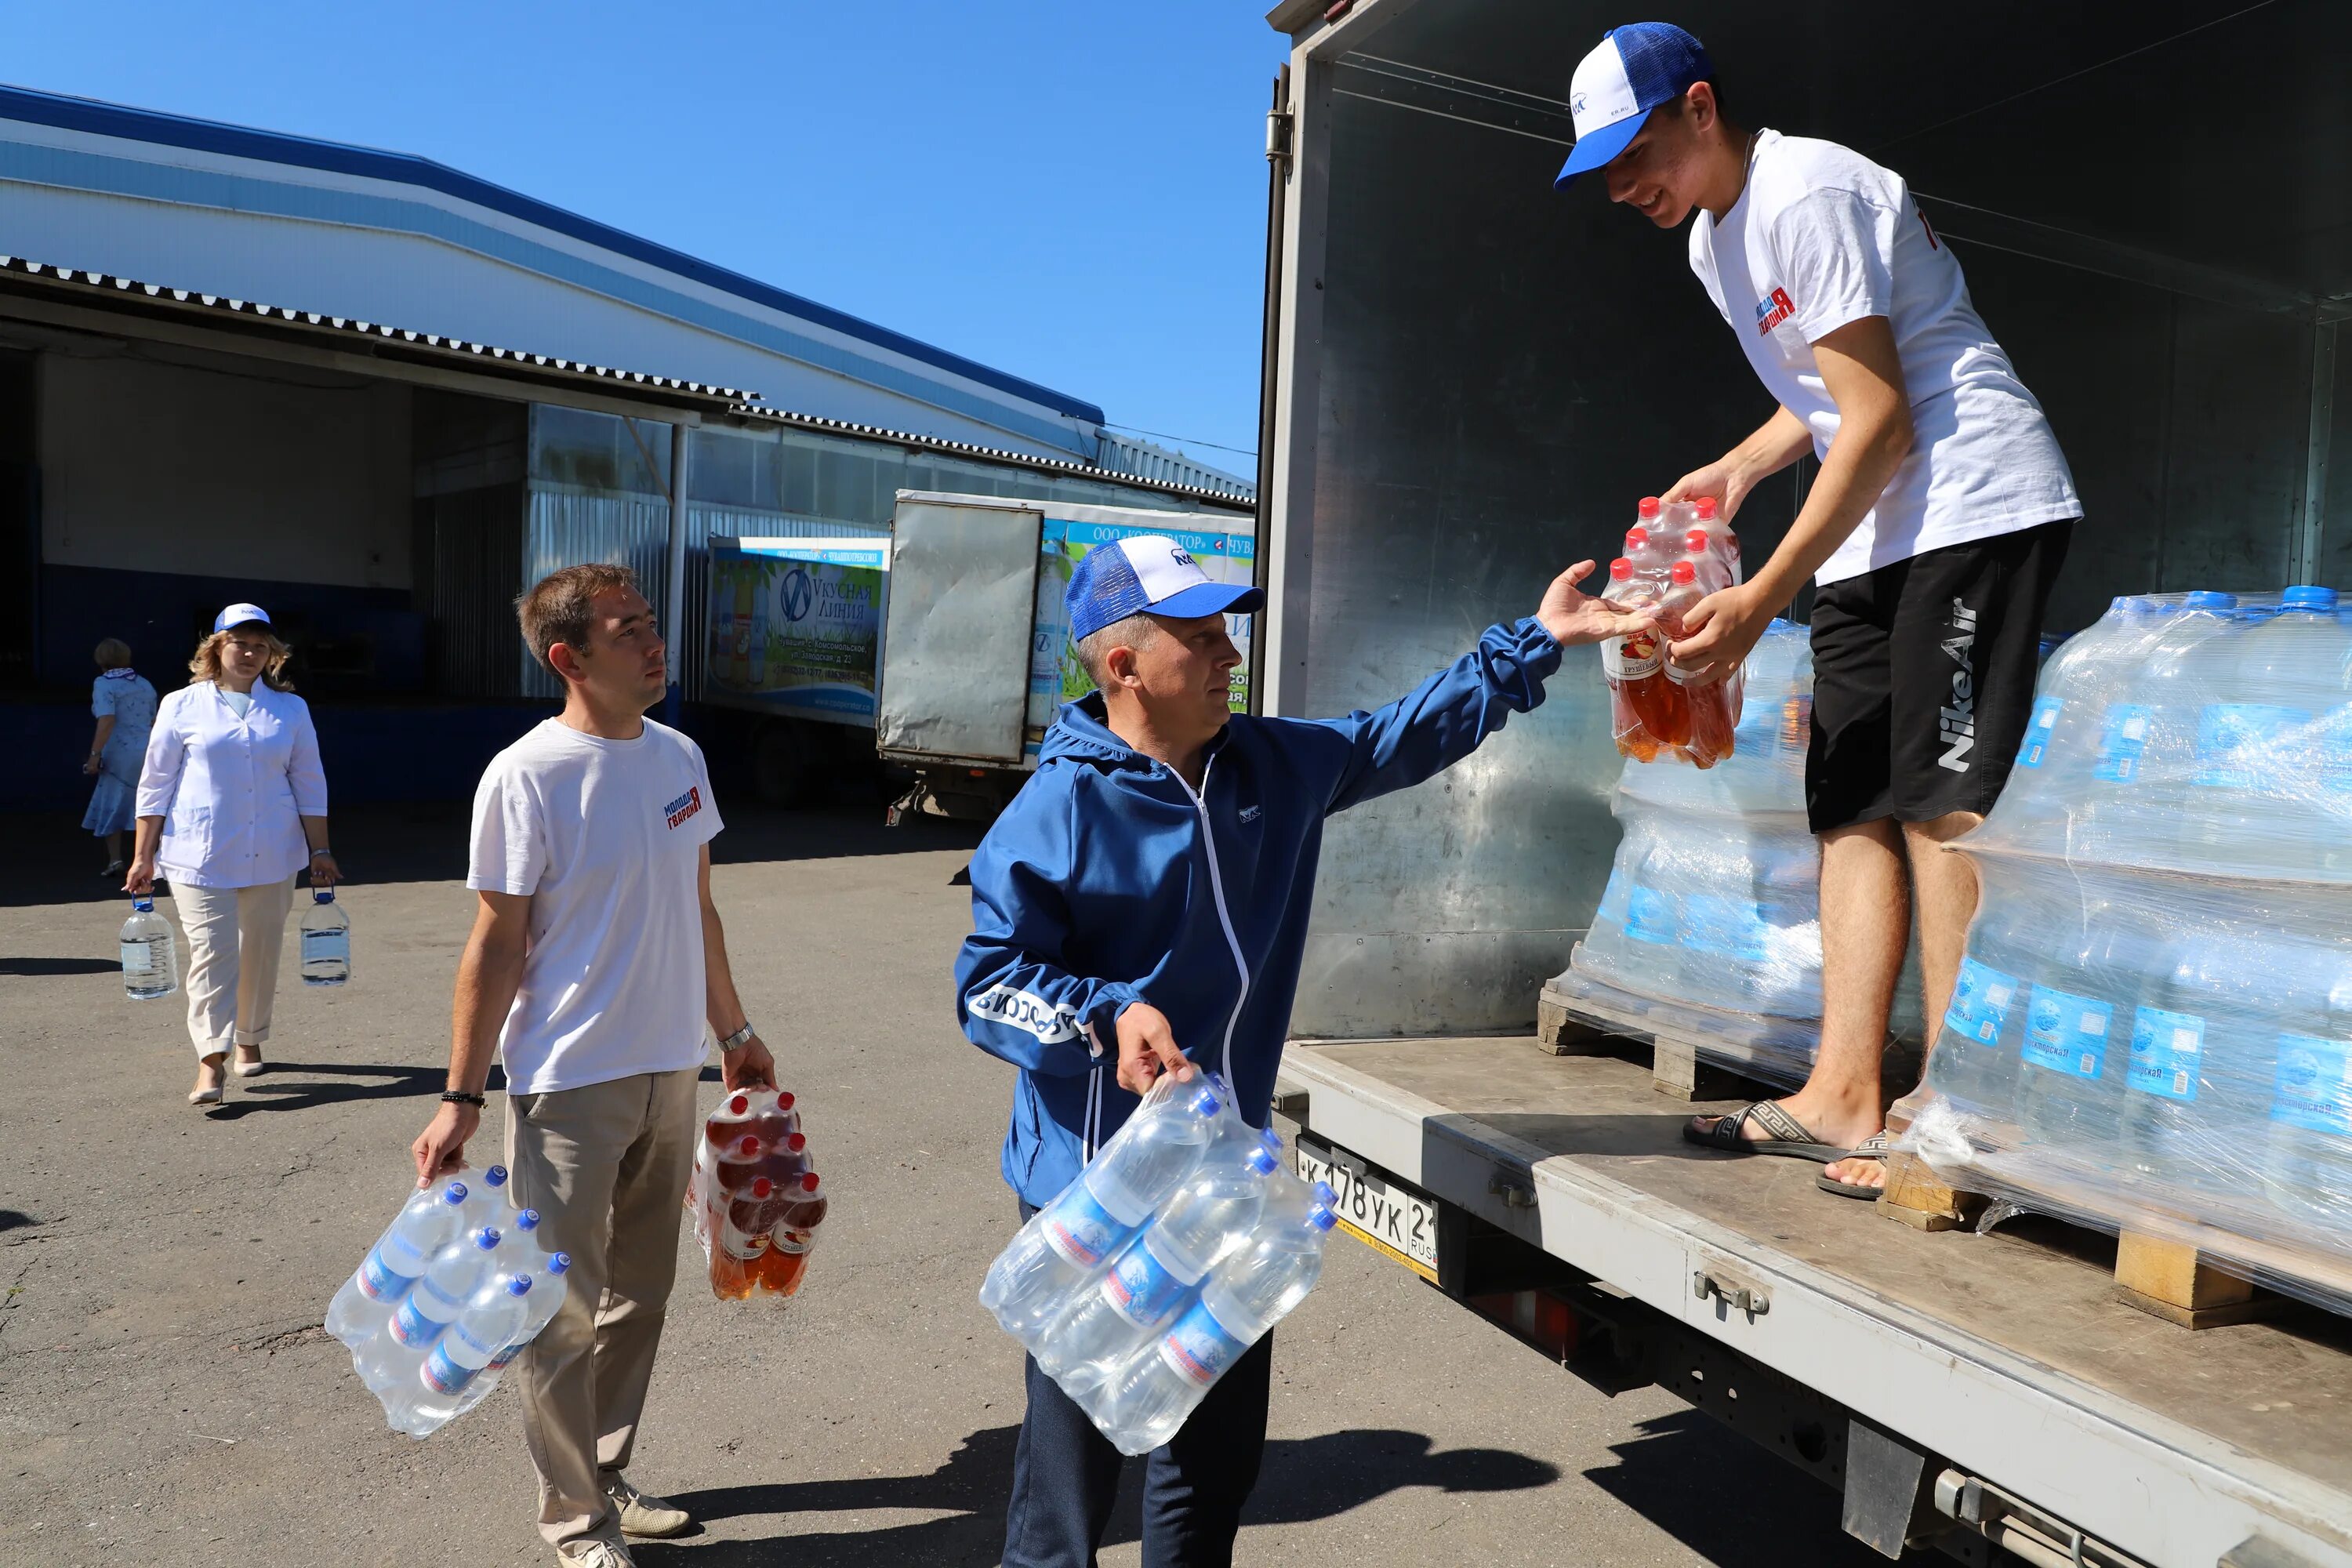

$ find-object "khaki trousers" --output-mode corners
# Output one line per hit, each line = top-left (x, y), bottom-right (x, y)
(171, 877), (296, 1055)
(504, 1066), (700, 1550)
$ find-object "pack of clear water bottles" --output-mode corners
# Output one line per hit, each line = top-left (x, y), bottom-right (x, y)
(982, 1073), (1337, 1455)
(325, 1167), (572, 1437)
(1907, 586), (2352, 1313)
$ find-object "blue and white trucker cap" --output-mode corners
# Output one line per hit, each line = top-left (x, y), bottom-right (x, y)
(1065, 535), (1265, 644)
(1554, 22), (1714, 188)
(213, 602), (271, 632)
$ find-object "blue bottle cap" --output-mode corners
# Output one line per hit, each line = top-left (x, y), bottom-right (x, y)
(131, 895), (153, 912)
(1247, 1146), (1279, 1176)
(2184, 591), (2238, 611)
(474, 1227), (501, 1250)
(441, 1182), (469, 1206)
(507, 1275), (534, 1296)
(547, 1252), (572, 1274)
(514, 1208), (539, 1231)
(1308, 1206), (1338, 1232)
(313, 888), (335, 904)
(483, 1165), (508, 1189)
(1186, 1083), (1223, 1118)
(2282, 585), (2339, 612)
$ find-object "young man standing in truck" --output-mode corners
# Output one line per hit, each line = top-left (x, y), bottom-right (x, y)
(956, 536), (1648, 1566)
(1555, 23), (2081, 1192)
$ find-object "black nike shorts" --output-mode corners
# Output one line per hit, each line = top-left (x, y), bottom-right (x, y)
(1805, 520), (2074, 835)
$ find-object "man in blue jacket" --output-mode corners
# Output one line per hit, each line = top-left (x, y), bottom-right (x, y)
(956, 534), (1648, 1568)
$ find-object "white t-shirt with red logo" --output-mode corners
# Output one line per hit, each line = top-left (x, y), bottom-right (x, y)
(467, 717), (723, 1094)
(1688, 129), (2079, 585)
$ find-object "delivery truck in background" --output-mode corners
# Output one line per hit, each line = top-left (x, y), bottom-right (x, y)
(701, 491), (1254, 817)
(1253, 3), (2352, 1566)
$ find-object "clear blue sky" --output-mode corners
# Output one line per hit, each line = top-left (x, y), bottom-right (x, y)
(5, 2), (1288, 469)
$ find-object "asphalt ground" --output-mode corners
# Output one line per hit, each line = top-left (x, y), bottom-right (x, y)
(1, 799), (1896, 1568)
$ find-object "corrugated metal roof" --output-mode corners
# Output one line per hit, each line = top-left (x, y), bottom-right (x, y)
(1091, 430), (1257, 501)
(0, 253), (755, 406)
(0, 82), (1107, 425)
(724, 403), (1255, 512)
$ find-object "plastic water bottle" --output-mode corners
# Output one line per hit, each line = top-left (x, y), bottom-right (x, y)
(400, 1274), (535, 1435)
(2263, 935), (2352, 1228)
(1926, 884), (2045, 1130)
(299, 889), (351, 986)
(325, 1181), (470, 1345)
(1037, 1136), (1281, 1391)
(368, 1227), (503, 1386)
(1092, 1186), (1338, 1456)
(2183, 586), (2352, 879)
(1998, 597), (2160, 851)
(119, 896), (178, 1000)
(407, 1252), (573, 1432)
(459, 1165), (510, 1230)
(2122, 915), (2267, 1196)
(2014, 893), (2158, 1159)
(980, 1083), (1223, 1337)
(2080, 593), (2235, 867)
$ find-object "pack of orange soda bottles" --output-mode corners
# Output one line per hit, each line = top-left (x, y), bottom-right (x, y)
(688, 1087), (832, 1301)
(1600, 495), (1744, 767)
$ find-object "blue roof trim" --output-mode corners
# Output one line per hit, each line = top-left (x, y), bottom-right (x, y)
(0, 81), (1107, 426)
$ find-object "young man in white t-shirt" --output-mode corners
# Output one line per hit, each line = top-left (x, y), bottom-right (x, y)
(1555, 24), (2081, 1194)
(411, 564), (776, 1568)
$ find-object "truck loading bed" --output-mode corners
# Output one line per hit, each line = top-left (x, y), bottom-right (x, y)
(1278, 1037), (2352, 1568)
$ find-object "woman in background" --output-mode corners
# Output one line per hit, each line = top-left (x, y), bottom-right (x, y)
(82, 637), (158, 877)
(129, 604), (339, 1106)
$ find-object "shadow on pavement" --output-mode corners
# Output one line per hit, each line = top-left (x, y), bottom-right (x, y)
(198, 1061), (510, 1122)
(637, 1421), (1562, 1567)
(2, 799), (985, 906)
(0, 955), (119, 975)
(1581, 1409), (1899, 1566)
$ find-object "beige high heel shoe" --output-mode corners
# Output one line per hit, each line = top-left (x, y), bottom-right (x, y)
(232, 1044), (267, 1078)
(189, 1057), (226, 1106)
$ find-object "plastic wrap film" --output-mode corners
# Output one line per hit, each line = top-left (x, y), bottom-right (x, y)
(1905, 588), (2352, 1314)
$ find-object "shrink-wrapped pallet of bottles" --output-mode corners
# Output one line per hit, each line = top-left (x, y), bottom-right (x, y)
(1906, 588), (2352, 1313)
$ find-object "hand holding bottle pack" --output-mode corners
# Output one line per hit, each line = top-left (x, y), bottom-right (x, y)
(1601, 497), (1743, 765)
(688, 1087), (831, 1301)
(325, 1165), (572, 1437)
(981, 1073), (1337, 1454)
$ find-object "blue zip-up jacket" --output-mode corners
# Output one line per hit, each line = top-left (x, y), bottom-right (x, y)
(954, 617), (1563, 1210)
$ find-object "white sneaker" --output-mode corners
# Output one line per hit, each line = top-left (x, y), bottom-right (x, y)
(603, 1475), (692, 1539)
(557, 1541), (633, 1568)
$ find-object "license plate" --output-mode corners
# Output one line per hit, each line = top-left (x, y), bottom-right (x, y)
(1296, 1135), (1439, 1281)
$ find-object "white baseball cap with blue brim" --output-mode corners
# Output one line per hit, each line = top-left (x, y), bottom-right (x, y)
(214, 602), (271, 632)
(1554, 21), (1715, 188)
(1066, 535), (1265, 644)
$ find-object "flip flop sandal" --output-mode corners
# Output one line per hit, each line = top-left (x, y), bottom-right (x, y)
(1817, 1130), (1895, 1199)
(1681, 1101), (1844, 1163)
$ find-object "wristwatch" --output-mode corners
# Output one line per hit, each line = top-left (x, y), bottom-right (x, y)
(718, 1022), (757, 1054)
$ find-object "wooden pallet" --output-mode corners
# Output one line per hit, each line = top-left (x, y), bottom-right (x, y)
(1536, 971), (1922, 1103)
(1880, 1134), (2350, 1330)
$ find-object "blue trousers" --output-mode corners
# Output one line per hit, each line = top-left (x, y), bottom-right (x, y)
(1002, 1204), (1273, 1568)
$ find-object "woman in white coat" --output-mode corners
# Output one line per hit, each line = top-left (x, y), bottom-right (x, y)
(127, 604), (342, 1106)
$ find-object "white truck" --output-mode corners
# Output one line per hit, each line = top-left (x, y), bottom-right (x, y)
(1256, 3), (2352, 1566)
(703, 491), (1255, 817)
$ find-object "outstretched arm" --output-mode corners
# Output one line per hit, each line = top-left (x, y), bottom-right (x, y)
(1310, 561), (1655, 815)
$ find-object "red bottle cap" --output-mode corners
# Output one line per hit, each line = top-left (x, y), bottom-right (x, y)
(1686, 530), (1710, 553)
(1624, 527), (1650, 551)
(1695, 496), (1718, 520)
(725, 1093), (750, 1116)
(800, 1172), (822, 1192)
(1610, 558), (1632, 579)
(1671, 561), (1697, 584)
(775, 1092), (796, 1112)
(1638, 496), (1661, 518)
(735, 1135), (760, 1158)
(786, 1133), (807, 1153)
(750, 1176), (773, 1199)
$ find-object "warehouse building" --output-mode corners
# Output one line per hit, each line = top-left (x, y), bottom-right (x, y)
(0, 83), (1251, 808)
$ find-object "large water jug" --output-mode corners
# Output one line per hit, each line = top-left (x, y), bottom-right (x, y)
(2120, 906), (2270, 1198)
(1995, 597), (2166, 852)
(2078, 593), (2237, 868)
(2263, 935), (2352, 1230)
(2013, 887), (2161, 1159)
(119, 897), (179, 1000)
(2180, 586), (2352, 880)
